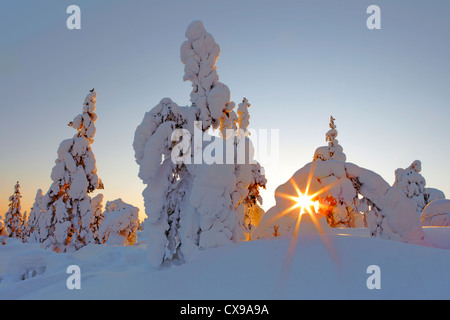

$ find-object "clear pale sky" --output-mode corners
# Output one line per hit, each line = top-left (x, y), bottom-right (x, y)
(1, 0), (450, 220)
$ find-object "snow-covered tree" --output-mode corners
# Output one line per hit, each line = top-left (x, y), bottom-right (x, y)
(4, 181), (23, 239)
(254, 120), (425, 244)
(134, 21), (266, 267)
(40, 89), (104, 252)
(237, 98), (251, 135)
(23, 189), (44, 243)
(0, 219), (8, 245)
(238, 163), (267, 240)
(99, 199), (140, 246)
(91, 193), (104, 244)
(310, 118), (361, 227)
(393, 160), (445, 215)
(19, 211), (28, 241)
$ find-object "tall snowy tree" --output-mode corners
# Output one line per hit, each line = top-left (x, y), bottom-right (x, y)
(393, 160), (445, 215)
(40, 89), (104, 252)
(4, 181), (23, 239)
(134, 21), (267, 267)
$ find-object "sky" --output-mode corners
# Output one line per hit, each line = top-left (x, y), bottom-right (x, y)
(1, 0), (450, 221)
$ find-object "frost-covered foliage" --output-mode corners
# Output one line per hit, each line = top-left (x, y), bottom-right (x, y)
(4, 181), (23, 239)
(254, 160), (425, 245)
(0, 219), (8, 245)
(393, 160), (445, 215)
(39, 89), (104, 253)
(134, 21), (266, 267)
(313, 116), (346, 162)
(99, 199), (139, 246)
(421, 199), (450, 226)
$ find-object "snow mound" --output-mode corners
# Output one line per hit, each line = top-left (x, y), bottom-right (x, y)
(421, 200), (450, 226)
(99, 199), (140, 246)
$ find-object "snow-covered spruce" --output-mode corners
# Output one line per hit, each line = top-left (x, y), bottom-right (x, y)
(0, 219), (8, 245)
(99, 199), (139, 246)
(134, 21), (266, 267)
(4, 181), (23, 239)
(23, 189), (44, 243)
(309, 117), (361, 227)
(91, 194), (104, 244)
(393, 160), (445, 215)
(39, 89), (104, 253)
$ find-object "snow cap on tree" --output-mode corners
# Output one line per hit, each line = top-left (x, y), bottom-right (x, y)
(181, 20), (232, 131)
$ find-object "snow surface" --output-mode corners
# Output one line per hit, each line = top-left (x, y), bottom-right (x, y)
(0, 228), (449, 300)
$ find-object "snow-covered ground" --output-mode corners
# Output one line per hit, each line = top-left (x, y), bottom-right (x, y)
(0, 227), (449, 300)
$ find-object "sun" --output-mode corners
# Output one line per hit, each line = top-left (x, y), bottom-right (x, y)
(292, 192), (319, 215)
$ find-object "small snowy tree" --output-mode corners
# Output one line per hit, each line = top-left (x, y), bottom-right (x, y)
(19, 211), (28, 241)
(393, 160), (445, 215)
(4, 181), (23, 239)
(90, 194), (104, 244)
(0, 219), (8, 245)
(313, 116), (346, 162)
(238, 163), (267, 240)
(23, 189), (44, 243)
(237, 98), (251, 135)
(99, 199), (139, 246)
(310, 117), (360, 227)
(40, 89), (104, 252)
